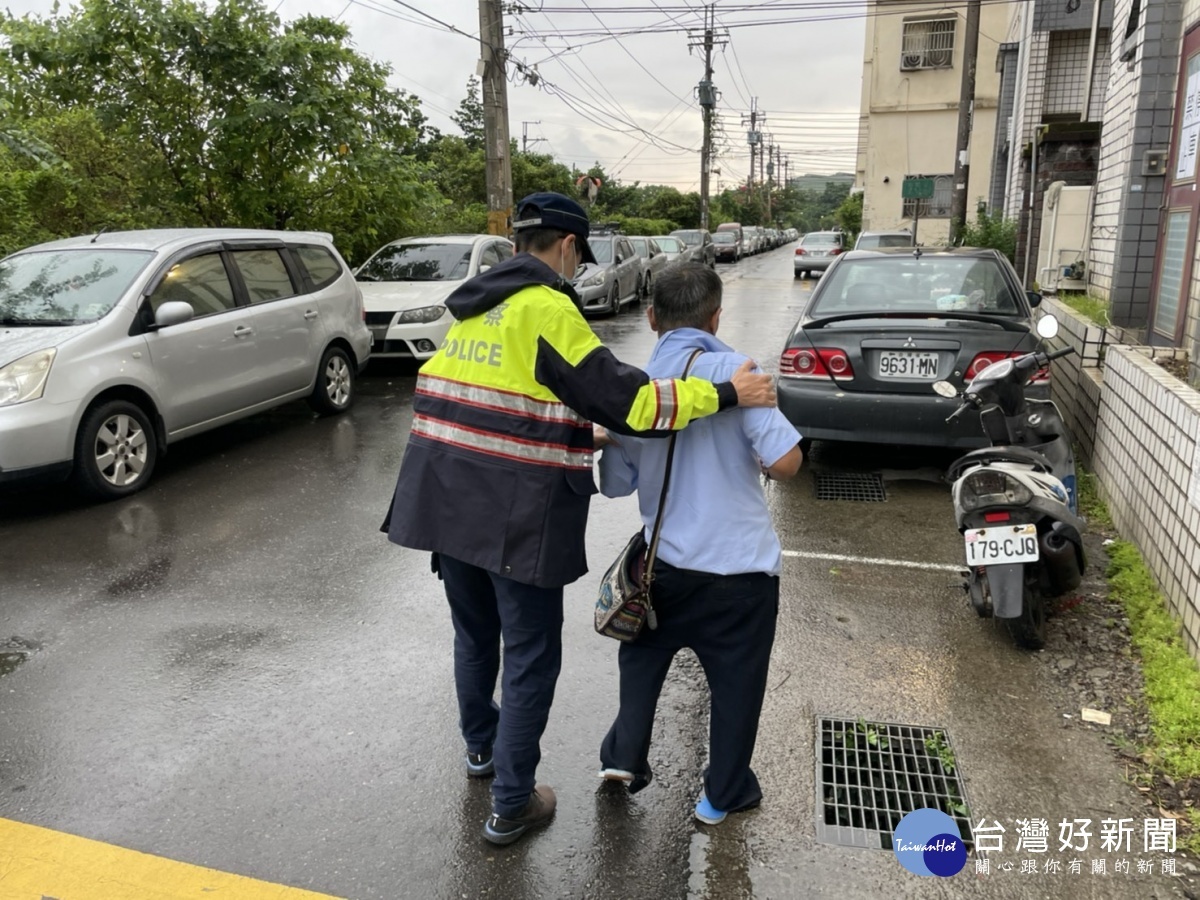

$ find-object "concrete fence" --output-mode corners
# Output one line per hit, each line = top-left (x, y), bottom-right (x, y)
(1037, 297), (1200, 660)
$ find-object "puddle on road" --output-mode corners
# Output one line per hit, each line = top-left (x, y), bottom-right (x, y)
(0, 651), (26, 677)
(0, 637), (40, 678)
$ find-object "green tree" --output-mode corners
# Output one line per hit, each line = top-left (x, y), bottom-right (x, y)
(452, 77), (485, 152)
(833, 191), (863, 242)
(0, 0), (433, 261)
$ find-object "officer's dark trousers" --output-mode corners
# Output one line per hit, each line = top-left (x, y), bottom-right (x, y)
(599, 562), (779, 813)
(437, 553), (564, 819)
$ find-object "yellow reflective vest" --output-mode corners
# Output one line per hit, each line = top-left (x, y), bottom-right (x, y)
(383, 254), (738, 587)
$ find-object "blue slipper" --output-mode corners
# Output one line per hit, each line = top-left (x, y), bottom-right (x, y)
(694, 793), (727, 825)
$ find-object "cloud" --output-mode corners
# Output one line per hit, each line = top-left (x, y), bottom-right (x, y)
(8, 0), (867, 186)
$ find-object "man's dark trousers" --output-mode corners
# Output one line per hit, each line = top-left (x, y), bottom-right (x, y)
(437, 553), (564, 818)
(599, 562), (779, 812)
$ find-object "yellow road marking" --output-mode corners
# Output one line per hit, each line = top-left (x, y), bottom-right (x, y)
(0, 817), (342, 899)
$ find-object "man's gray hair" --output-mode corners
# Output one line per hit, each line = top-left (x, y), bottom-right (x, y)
(651, 262), (722, 332)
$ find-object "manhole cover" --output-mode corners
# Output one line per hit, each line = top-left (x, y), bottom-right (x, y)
(816, 716), (973, 850)
(814, 472), (887, 502)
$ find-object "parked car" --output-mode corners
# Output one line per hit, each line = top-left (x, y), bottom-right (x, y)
(651, 235), (689, 264)
(572, 230), (642, 316)
(715, 223), (746, 256)
(629, 236), (670, 299)
(854, 230), (915, 250)
(794, 230), (847, 278)
(356, 234), (513, 361)
(0, 228), (372, 499)
(748, 227), (767, 254)
(670, 229), (716, 267)
(777, 247), (1047, 449)
(712, 230), (742, 263)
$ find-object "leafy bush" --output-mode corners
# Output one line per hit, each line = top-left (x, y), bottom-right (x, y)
(956, 202), (1018, 264)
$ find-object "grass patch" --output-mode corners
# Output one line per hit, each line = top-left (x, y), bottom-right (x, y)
(1057, 292), (1111, 327)
(1083, 471), (1200, 851)
(1107, 541), (1200, 778)
(1076, 468), (1113, 530)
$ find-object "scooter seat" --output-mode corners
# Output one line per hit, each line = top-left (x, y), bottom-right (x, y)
(947, 445), (1055, 482)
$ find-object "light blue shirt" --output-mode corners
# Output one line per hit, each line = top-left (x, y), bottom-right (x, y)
(598, 328), (802, 577)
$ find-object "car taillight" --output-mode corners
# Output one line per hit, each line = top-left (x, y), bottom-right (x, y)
(831, 247), (843, 255)
(780, 347), (854, 379)
(795, 248), (807, 256)
(966, 352), (1050, 383)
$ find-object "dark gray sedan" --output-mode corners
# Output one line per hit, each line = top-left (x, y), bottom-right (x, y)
(778, 248), (1047, 449)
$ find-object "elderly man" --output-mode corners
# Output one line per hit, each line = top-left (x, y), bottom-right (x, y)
(594, 262), (803, 825)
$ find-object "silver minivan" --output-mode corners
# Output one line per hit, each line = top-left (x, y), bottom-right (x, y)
(0, 229), (372, 500)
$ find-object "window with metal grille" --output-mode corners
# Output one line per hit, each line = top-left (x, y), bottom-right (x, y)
(902, 174), (953, 218)
(900, 18), (956, 70)
(1044, 29), (1109, 121)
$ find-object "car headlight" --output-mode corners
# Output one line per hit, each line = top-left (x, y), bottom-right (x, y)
(395, 305), (446, 324)
(0, 348), (57, 408)
(960, 469), (1034, 511)
(577, 270), (606, 289)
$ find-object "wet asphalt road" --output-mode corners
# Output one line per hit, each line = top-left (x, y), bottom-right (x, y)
(0, 246), (1188, 899)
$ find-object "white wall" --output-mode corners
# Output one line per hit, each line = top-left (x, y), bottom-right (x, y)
(1094, 346), (1200, 659)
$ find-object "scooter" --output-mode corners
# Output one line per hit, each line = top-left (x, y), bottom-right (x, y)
(934, 316), (1087, 650)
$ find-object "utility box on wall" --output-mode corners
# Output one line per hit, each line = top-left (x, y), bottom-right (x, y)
(1037, 182), (1094, 293)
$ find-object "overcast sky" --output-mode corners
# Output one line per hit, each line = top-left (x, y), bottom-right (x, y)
(6, 0), (868, 191)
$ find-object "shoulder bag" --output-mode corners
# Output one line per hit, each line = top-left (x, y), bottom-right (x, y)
(595, 348), (703, 641)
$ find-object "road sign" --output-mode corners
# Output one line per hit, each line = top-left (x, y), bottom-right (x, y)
(902, 177), (935, 200)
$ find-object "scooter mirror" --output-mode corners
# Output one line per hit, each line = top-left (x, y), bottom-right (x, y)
(932, 381), (959, 398)
(1036, 315), (1060, 340)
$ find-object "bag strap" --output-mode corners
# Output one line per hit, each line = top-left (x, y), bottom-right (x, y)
(643, 348), (704, 586)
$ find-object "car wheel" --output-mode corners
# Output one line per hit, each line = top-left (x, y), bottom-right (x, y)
(308, 344), (355, 415)
(606, 284), (620, 316)
(640, 273), (650, 303)
(72, 399), (158, 501)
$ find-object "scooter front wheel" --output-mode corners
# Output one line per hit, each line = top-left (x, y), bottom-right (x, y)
(1005, 576), (1048, 650)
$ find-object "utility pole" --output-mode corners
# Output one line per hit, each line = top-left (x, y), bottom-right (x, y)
(949, 0), (981, 243)
(742, 99), (762, 220)
(521, 121), (545, 153)
(479, 0), (512, 236)
(689, 5), (726, 231)
(765, 137), (774, 225)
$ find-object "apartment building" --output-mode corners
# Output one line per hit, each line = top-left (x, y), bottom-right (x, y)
(854, 0), (1008, 244)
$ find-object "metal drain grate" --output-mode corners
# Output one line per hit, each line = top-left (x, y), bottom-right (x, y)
(816, 716), (973, 851)
(814, 472), (887, 502)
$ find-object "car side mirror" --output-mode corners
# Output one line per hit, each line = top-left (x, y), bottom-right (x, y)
(1026, 290), (1043, 308)
(153, 300), (195, 328)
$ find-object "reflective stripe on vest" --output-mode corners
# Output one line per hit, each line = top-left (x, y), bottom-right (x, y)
(416, 374), (589, 426)
(652, 378), (679, 430)
(412, 414), (594, 470)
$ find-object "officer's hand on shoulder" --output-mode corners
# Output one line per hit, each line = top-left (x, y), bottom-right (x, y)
(730, 359), (777, 409)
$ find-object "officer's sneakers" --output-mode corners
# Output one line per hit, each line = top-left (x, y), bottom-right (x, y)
(466, 750), (494, 778)
(482, 784), (557, 846)
(598, 767), (653, 794)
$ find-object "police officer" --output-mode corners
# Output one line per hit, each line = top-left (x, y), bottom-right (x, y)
(382, 192), (776, 846)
